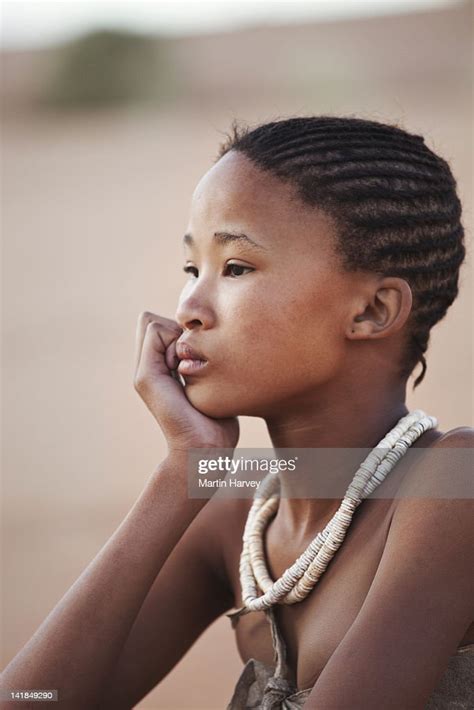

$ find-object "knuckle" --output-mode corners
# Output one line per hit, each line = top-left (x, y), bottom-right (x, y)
(138, 311), (181, 335)
(146, 320), (160, 333)
(162, 318), (182, 332)
(163, 321), (179, 331)
(138, 311), (154, 326)
(133, 373), (148, 392)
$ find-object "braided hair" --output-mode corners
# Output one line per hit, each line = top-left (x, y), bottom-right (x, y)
(215, 116), (466, 389)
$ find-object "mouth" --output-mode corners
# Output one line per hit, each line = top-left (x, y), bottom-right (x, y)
(175, 340), (209, 376)
(177, 358), (209, 376)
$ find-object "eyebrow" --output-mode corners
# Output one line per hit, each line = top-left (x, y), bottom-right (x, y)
(183, 231), (267, 252)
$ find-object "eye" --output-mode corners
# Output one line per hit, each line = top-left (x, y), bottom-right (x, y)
(182, 263), (254, 278)
(224, 263), (254, 278)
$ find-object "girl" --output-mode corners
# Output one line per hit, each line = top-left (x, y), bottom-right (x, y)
(1, 116), (473, 709)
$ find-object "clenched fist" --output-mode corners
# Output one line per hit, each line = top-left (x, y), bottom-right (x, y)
(133, 312), (240, 456)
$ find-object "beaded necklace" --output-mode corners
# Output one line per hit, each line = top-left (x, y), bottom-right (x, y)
(227, 409), (437, 624)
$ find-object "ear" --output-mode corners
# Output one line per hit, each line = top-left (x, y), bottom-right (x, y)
(346, 277), (413, 340)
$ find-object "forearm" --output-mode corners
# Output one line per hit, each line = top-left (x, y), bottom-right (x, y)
(0, 452), (203, 709)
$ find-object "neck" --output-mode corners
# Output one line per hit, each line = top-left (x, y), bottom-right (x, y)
(264, 374), (410, 537)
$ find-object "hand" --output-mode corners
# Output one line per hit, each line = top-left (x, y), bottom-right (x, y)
(133, 312), (240, 455)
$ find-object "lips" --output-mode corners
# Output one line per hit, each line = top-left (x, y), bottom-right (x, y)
(175, 340), (209, 376)
(175, 341), (208, 362)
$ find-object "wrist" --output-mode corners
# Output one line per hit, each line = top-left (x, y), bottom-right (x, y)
(151, 453), (209, 515)
(166, 443), (236, 461)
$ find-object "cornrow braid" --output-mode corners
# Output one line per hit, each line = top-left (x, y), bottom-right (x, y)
(215, 116), (466, 389)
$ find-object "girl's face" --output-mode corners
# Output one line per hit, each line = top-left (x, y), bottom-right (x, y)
(175, 150), (363, 419)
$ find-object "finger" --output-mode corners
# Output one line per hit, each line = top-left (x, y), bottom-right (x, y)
(165, 338), (179, 371)
(134, 311), (182, 374)
(137, 320), (179, 380)
(135, 322), (187, 421)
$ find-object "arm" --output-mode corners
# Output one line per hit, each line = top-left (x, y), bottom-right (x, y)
(1, 311), (239, 709)
(304, 428), (474, 710)
(98, 493), (235, 709)
(0, 453), (224, 710)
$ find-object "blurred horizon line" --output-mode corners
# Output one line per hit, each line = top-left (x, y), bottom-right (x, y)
(0, 0), (465, 52)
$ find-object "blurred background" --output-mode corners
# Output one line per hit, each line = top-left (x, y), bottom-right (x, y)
(1, 0), (472, 707)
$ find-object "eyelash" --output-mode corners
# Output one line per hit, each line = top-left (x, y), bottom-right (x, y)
(182, 263), (254, 278)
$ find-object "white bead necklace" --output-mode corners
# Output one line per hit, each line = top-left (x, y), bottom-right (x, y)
(227, 409), (437, 624)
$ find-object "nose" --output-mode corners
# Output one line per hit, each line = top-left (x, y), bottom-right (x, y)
(175, 293), (214, 331)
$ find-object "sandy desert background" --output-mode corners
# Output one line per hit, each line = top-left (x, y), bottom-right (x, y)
(1, 1), (473, 707)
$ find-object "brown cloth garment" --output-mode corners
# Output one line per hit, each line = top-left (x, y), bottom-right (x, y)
(226, 608), (474, 709)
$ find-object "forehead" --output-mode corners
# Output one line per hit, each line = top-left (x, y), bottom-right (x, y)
(188, 150), (337, 258)
(191, 151), (304, 225)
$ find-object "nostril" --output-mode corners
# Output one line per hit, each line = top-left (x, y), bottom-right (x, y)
(186, 319), (203, 329)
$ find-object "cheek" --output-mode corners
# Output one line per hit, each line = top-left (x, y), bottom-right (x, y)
(231, 281), (344, 386)
(245, 282), (337, 351)
(293, 295), (346, 383)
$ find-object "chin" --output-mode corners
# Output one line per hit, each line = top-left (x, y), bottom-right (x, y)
(184, 382), (278, 419)
(184, 384), (240, 419)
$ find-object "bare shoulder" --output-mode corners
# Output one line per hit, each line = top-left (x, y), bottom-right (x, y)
(385, 420), (474, 596)
(306, 425), (474, 707)
(384, 422), (474, 583)
(433, 425), (474, 446)
(394, 423), (473, 501)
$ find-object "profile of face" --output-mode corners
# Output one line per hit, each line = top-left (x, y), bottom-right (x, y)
(175, 150), (409, 420)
